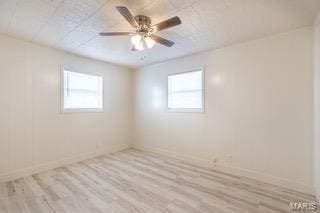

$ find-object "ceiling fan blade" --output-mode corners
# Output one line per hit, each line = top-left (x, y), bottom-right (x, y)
(116, 6), (138, 28)
(150, 34), (175, 47)
(99, 32), (131, 36)
(152, 16), (181, 32)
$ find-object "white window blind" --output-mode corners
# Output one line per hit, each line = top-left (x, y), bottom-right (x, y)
(63, 70), (103, 111)
(168, 70), (204, 112)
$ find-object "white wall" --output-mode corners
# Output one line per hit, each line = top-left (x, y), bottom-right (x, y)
(0, 26), (315, 195)
(134, 27), (314, 194)
(0, 35), (133, 182)
(315, 15), (320, 201)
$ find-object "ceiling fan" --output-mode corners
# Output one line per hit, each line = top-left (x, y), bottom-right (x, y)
(99, 6), (182, 51)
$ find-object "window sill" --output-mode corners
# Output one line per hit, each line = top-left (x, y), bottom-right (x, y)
(167, 108), (204, 113)
(61, 108), (104, 113)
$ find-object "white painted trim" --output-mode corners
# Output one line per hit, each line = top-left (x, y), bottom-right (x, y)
(167, 68), (205, 113)
(317, 186), (320, 203)
(60, 66), (104, 113)
(0, 144), (130, 183)
(167, 108), (204, 113)
(134, 145), (316, 196)
(315, 12), (320, 204)
(316, 12), (320, 25)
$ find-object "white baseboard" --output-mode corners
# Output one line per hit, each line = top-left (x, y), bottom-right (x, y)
(134, 145), (315, 196)
(316, 187), (320, 203)
(0, 144), (130, 183)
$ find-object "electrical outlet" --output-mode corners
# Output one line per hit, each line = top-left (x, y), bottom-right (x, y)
(226, 155), (232, 163)
(212, 157), (218, 167)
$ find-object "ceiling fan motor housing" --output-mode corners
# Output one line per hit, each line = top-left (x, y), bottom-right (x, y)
(134, 15), (153, 36)
(135, 15), (151, 27)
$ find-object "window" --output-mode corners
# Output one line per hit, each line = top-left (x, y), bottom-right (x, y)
(168, 69), (204, 112)
(62, 70), (103, 112)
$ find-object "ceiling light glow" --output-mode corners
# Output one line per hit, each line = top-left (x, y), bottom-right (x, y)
(131, 34), (155, 51)
(145, 37), (155, 48)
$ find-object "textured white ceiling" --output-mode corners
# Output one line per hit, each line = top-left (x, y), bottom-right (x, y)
(1, 0), (319, 67)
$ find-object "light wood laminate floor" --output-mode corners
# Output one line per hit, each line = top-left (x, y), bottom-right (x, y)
(0, 149), (317, 213)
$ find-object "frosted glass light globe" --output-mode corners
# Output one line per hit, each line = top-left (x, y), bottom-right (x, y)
(135, 41), (144, 51)
(131, 34), (142, 46)
(131, 34), (155, 50)
(145, 37), (155, 48)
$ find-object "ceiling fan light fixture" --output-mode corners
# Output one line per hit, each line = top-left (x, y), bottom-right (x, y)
(131, 34), (142, 46)
(131, 34), (146, 51)
(131, 34), (155, 51)
(99, 6), (181, 51)
(135, 44), (144, 51)
(134, 40), (145, 51)
(145, 37), (155, 49)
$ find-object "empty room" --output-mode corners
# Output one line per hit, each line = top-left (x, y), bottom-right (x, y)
(0, 0), (320, 212)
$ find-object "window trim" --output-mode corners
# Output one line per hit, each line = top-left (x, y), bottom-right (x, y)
(167, 67), (205, 113)
(60, 67), (104, 113)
